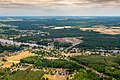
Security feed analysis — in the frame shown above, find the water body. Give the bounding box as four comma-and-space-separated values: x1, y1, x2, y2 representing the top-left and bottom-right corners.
0, 39, 40, 47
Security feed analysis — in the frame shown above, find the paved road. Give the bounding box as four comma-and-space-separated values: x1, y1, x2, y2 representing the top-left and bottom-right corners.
63, 40, 83, 52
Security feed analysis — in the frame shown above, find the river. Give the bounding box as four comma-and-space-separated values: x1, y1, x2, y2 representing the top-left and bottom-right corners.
0, 39, 41, 47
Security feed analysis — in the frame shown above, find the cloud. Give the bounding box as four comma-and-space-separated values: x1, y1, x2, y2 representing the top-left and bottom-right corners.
0, 0, 119, 8
0, 0, 120, 16
87, 0, 119, 3
87, 0, 120, 6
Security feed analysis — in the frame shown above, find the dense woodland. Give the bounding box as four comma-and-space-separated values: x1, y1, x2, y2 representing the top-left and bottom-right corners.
20, 56, 83, 72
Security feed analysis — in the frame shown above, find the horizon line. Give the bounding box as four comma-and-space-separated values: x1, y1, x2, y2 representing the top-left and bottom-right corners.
0, 15, 120, 17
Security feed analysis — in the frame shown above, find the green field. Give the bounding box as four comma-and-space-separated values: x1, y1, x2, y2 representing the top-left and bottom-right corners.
70, 55, 120, 80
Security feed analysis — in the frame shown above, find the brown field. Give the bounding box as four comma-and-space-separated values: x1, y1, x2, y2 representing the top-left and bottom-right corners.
1, 51, 37, 67
43, 74, 66, 80
7, 51, 37, 61
80, 27, 120, 35
2, 62, 13, 68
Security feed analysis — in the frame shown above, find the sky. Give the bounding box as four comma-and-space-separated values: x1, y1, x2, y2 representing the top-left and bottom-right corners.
0, 0, 120, 16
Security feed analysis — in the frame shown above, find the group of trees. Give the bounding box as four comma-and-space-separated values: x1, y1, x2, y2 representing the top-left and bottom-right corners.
15, 36, 50, 46
0, 43, 21, 53
15, 36, 42, 43
37, 40, 51, 46
54, 42, 72, 48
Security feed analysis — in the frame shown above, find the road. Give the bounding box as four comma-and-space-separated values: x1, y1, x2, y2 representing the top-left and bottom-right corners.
64, 40, 83, 52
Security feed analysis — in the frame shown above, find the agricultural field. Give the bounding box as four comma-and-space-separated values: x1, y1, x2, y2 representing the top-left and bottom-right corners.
6, 51, 37, 62
1, 51, 37, 68
80, 26, 120, 35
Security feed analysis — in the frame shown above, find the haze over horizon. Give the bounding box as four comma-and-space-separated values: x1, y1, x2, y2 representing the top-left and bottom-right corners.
0, 0, 120, 16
